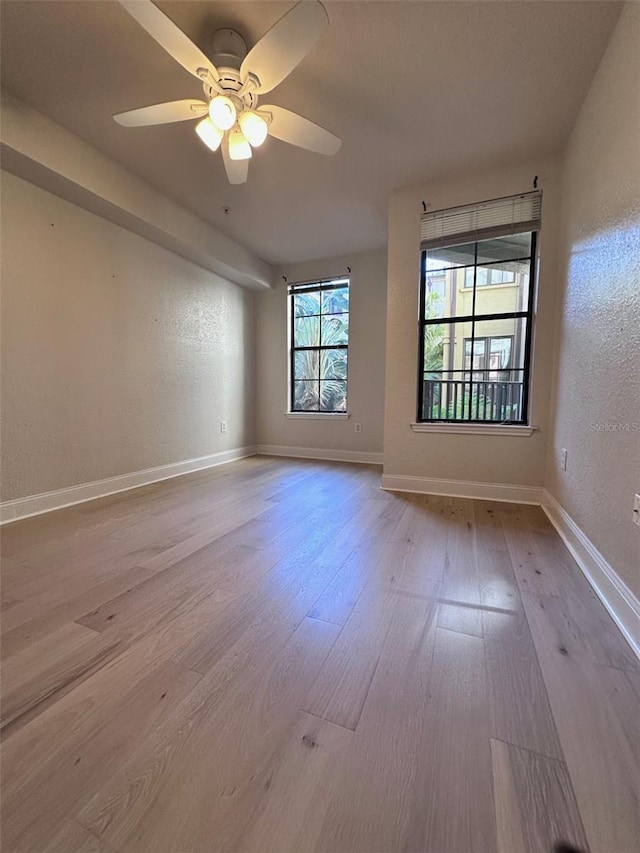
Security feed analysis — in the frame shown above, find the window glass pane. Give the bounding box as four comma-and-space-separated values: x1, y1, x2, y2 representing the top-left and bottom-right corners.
464, 338, 486, 377
423, 320, 470, 379
321, 348, 348, 380
294, 292, 320, 317
489, 337, 512, 373
421, 370, 474, 421
424, 268, 461, 320
294, 350, 318, 381
294, 315, 319, 347
322, 287, 349, 314
474, 261, 530, 315
293, 380, 319, 411
321, 313, 348, 345
320, 380, 347, 412
475, 232, 531, 264
473, 317, 527, 374
426, 242, 475, 271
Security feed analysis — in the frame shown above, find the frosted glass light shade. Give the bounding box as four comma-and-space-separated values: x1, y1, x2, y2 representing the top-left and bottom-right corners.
209, 96, 236, 131
239, 111, 268, 147
228, 130, 252, 160
195, 117, 223, 152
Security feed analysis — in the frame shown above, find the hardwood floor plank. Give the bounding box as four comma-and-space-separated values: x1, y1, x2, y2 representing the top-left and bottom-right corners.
598, 664, 640, 770
531, 585, 639, 673
441, 498, 484, 607
404, 627, 496, 853
437, 600, 484, 637
390, 493, 450, 581
477, 545, 523, 612
226, 711, 354, 853
307, 530, 403, 626
472, 500, 509, 552
1, 588, 238, 797
42, 820, 105, 853
75, 548, 244, 634
302, 585, 400, 730
314, 592, 439, 853
1, 563, 157, 659
76, 618, 340, 852
3, 582, 236, 737
1, 622, 105, 736
491, 738, 589, 853
483, 609, 563, 760
523, 592, 640, 852
2, 659, 202, 852
500, 504, 587, 599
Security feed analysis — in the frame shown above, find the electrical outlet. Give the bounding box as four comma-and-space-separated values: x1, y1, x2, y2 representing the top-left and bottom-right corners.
354, 422, 362, 433
634, 494, 640, 527
220, 421, 227, 434
560, 448, 568, 471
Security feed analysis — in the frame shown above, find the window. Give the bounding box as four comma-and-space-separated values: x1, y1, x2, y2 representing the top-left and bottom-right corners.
289, 278, 349, 413
464, 266, 516, 287
464, 336, 513, 381
418, 192, 540, 424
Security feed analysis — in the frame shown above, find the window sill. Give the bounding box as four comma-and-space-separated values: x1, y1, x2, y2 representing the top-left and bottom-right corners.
410, 423, 536, 436
286, 412, 350, 420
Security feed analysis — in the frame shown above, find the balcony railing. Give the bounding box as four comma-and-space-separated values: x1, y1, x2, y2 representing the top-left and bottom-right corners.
423, 378, 524, 422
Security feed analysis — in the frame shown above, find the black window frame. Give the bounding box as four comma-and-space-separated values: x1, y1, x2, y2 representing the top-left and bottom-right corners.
417, 230, 537, 425
288, 277, 350, 414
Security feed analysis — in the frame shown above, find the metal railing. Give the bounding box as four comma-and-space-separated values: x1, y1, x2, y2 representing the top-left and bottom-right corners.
423, 378, 524, 422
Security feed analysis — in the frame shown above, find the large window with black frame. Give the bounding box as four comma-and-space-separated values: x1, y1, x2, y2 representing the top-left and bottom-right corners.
289, 277, 349, 413
418, 192, 541, 424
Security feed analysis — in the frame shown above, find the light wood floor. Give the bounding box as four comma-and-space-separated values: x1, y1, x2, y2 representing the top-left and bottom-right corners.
1, 456, 638, 853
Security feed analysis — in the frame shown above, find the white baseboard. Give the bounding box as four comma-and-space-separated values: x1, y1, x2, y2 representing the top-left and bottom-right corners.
541, 490, 640, 660
0, 446, 257, 525
256, 444, 383, 466
380, 473, 543, 505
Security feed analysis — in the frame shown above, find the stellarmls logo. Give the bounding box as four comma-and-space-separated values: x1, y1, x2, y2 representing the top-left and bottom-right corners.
589, 422, 638, 432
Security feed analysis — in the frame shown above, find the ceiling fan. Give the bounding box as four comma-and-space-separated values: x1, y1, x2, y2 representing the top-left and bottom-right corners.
113, 0, 341, 184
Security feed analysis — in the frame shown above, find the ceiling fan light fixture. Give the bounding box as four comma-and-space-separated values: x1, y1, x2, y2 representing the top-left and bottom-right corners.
209, 95, 236, 131
228, 129, 252, 161
239, 111, 268, 147
195, 117, 224, 152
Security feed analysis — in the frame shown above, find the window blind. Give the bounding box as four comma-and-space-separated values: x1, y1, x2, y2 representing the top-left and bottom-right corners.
421, 191, 542, 249
288, 277, 349, 295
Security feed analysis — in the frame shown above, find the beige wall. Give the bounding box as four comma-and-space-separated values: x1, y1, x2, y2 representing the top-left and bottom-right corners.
0, 171, 256, 501
384, 156, 561, 485
256, 249, 387, 456
546, 2, 640, 594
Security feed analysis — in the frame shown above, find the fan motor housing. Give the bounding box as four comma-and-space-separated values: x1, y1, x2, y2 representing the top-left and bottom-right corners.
206, 29, 257, 109
211, 29, 247, 69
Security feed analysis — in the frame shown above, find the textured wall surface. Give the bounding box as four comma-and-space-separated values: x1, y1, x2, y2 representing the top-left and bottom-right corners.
256, 249, 387, 454
384, 156, 562, 486
546, 2, 640, 593
1, 171, 256, 501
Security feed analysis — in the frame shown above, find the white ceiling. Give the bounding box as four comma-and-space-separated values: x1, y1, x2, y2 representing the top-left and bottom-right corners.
0, 1, 621, 265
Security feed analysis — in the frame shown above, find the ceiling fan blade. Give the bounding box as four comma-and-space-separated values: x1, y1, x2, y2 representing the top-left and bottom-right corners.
262, 105, 341, 155
221, 137, 249, 185
118, 0, 217, 80
114, 99, 208, 127
241, 0, 328, 95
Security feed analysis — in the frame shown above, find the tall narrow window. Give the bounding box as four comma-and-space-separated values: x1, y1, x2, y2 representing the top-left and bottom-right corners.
289, 278, 349, 413
418, 192, 541, 424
